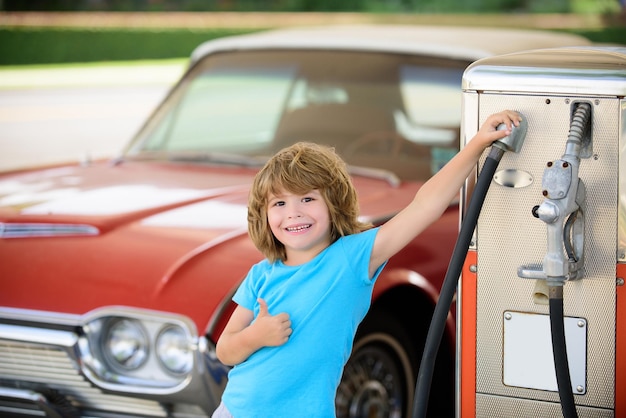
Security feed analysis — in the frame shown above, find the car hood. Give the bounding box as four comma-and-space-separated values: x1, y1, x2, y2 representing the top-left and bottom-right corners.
0, 162, 252, 226
0, 160, 417, 330
0, 161, 259, 324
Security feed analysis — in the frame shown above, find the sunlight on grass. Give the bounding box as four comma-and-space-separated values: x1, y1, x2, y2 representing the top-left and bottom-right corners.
571, 0, 621, 13
0, 58, 187, 89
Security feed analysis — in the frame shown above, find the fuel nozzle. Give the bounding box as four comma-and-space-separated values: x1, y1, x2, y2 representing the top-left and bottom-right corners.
518, 102, 592, 284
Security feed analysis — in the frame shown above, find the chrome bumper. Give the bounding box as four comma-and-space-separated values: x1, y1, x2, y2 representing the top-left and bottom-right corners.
0, 309, 227, 418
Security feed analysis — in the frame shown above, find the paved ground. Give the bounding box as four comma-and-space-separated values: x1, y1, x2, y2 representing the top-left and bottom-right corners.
0, 11, 613, 30
0, 61, 185, 172
0, 59, 186, 89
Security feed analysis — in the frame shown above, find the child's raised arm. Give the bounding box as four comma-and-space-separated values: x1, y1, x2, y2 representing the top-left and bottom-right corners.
368, 110, 522, 277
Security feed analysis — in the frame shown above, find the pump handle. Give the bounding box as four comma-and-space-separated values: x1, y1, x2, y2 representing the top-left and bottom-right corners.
493, 113, 528, 153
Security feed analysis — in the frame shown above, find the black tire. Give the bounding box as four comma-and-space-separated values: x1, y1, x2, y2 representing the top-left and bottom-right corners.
336, 312, 416, 418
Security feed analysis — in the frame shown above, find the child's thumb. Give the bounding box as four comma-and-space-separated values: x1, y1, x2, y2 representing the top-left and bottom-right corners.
257, 298, 269, 316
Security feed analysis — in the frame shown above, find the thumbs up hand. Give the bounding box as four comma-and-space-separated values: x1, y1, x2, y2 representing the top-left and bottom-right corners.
255, 298, 292, 346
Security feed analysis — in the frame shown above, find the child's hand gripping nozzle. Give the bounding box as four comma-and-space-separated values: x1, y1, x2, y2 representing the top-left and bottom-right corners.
489, 112, 528, 160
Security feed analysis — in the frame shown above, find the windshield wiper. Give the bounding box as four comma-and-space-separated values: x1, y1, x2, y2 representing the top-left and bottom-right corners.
122, 151, 267, 168
169, 152, 268, 167
123, 152, 399, 185
347, 165, 401, 188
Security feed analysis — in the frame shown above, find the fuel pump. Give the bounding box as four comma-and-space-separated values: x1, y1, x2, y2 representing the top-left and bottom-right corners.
456, 46, 626, 418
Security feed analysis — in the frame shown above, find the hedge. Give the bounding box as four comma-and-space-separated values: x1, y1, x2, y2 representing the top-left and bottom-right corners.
0, 25, 624, 66
0, 27, 264, 65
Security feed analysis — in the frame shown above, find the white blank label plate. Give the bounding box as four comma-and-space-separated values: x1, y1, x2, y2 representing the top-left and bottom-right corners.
503, 311, 587, 393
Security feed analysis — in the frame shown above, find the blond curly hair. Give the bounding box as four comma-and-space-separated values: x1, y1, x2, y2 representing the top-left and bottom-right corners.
248, 142, 372, 263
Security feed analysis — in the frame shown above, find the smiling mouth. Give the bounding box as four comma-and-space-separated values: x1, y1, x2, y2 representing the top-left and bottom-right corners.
286, 224, 311, 232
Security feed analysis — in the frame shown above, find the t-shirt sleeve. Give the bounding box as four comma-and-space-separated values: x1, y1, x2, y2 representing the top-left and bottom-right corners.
232, 263, 261, 311
340, 227, 386, 285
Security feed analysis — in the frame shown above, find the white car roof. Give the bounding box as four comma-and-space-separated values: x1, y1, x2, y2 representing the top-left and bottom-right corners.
190, 24, 593, 64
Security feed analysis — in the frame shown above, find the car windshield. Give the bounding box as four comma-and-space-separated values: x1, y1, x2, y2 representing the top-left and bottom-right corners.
126, 49, 466, 182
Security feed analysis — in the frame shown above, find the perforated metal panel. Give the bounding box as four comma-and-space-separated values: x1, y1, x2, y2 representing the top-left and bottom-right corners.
472, 93, 618, 416
476, 394, 614, 418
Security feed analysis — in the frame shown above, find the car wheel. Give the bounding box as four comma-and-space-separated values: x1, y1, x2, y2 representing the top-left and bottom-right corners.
336, 314, 416, 418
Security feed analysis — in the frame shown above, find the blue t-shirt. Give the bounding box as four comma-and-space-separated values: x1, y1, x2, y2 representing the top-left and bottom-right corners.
222, 227, 385, 418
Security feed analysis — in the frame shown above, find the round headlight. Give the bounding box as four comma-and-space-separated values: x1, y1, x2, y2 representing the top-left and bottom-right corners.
156, 325, 193, 375
104, 319, 149, 371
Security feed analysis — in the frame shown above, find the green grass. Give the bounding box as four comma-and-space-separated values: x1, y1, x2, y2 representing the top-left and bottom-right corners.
571, 0, 621, 13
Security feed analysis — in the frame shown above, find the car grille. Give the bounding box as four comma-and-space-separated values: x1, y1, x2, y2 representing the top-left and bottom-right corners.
0, 338, 170, 417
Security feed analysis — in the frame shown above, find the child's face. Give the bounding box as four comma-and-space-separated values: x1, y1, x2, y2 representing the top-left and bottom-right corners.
266, 189, 331, 265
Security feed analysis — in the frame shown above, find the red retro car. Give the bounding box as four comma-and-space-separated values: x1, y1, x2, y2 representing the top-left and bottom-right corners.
0, 25, 590, 418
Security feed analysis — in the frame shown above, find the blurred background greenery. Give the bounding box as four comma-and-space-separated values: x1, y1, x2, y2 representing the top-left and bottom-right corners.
0, 0, 624, 65
1, 0, 623, 13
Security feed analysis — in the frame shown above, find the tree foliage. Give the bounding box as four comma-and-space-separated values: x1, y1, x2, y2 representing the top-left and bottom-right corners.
0, 0, 588, 13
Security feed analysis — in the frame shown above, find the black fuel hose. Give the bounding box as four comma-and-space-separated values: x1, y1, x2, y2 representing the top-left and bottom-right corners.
412, 145, 505, 418
549, 285, 578, 418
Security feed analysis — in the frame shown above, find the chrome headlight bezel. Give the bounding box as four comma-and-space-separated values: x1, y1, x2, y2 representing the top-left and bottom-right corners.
81, 307, 198, 393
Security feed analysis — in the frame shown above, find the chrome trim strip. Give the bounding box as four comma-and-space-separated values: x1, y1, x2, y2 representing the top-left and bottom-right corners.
617, 99, 626, 263
0, 222, 99, 238
0, 387, 47, 403
0, 307, 83, 326
457, 90, 479, 418
0, 324, 77, 347
0, 387, 65, 418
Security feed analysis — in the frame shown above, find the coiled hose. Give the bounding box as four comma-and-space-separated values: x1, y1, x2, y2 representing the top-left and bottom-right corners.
412, 145, 505, 418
